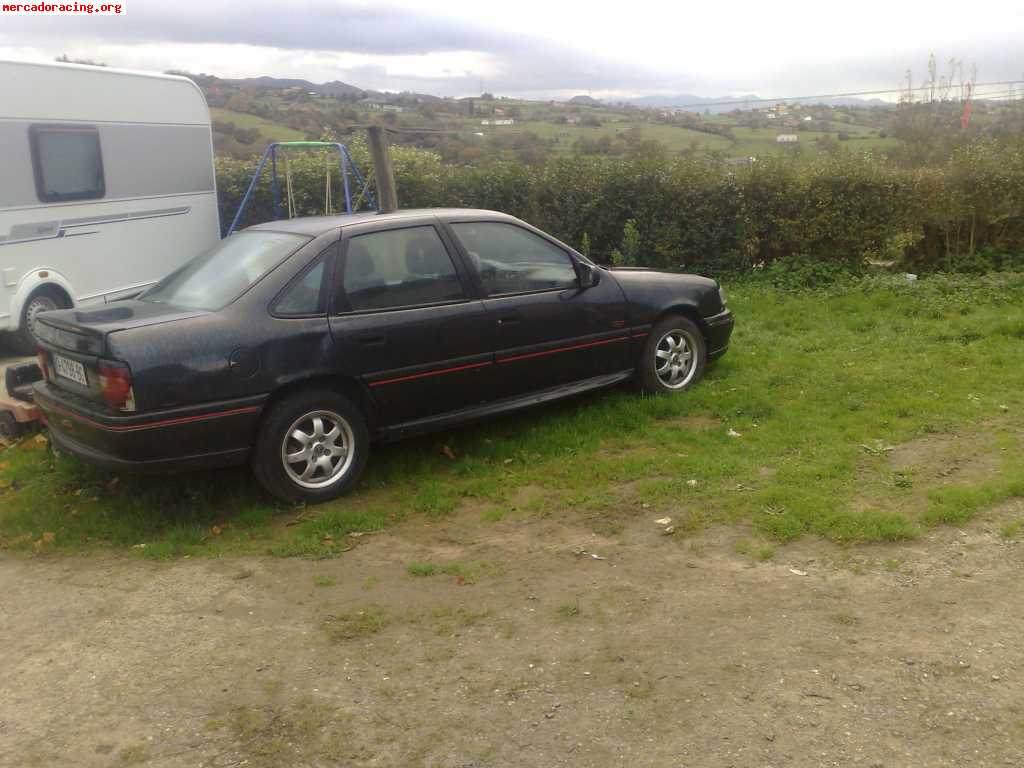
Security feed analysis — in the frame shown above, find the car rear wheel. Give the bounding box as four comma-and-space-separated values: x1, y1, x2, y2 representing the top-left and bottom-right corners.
638, 315, 706, 394
252, 388, 369, 503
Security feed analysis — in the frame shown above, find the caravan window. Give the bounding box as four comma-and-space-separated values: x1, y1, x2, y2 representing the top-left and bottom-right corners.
30, 125, 105, 203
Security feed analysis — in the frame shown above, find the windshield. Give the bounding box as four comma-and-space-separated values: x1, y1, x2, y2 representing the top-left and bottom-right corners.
140, 231, 310, 311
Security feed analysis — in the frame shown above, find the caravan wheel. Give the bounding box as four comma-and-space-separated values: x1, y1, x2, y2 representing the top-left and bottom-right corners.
11, 291, 64, 355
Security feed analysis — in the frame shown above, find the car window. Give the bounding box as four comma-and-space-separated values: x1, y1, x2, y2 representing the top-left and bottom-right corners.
338, 226, 464, 312
140, 231, 309, 311
275, 259, 326, 315
450, 222, 577, 296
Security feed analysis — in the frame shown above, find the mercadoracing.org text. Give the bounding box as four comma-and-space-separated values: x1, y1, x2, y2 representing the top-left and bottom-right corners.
2, 2, 124, 14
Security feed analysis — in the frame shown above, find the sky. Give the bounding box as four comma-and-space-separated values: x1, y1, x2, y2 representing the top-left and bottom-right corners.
1, 0, 1022, 101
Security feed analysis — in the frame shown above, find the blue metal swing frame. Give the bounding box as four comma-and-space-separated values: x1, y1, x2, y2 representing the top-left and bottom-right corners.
226, 141, 376, 236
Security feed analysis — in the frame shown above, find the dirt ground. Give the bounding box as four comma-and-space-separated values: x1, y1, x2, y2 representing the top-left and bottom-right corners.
2, 492, 1022, 768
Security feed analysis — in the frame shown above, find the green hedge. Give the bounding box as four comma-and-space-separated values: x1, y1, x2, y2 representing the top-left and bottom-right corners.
215, 138, 1024, 276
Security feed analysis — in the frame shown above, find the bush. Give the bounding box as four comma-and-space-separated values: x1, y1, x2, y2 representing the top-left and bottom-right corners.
214, 137, 1024, 276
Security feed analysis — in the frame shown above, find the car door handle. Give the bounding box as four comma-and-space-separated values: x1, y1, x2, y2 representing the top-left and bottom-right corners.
497, 315, 521, 326
358, 334, 387, 347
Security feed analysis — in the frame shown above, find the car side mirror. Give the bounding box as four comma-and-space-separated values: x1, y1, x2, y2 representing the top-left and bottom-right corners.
577, 261, 600, 290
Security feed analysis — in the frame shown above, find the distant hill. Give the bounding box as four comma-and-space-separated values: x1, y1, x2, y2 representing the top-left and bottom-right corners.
625, 92, 893, 112
569, 95, 603, 106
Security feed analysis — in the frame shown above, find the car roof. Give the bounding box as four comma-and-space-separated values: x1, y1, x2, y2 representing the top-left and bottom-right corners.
245, 208, 518, 237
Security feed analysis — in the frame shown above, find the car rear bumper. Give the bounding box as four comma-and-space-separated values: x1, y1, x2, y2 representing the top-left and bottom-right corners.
704, 309, 734, 360
33, 382, 266, 473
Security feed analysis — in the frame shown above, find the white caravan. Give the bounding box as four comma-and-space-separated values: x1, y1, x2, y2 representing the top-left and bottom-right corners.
0, 60, 220, 353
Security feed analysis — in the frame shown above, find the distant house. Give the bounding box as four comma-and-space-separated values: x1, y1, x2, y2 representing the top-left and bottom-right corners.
803, 115, 813, 122
776, 134, 798, 143
565, 115, 580, 126
359, 99, 402, 113
493, 107, 506, 116
481, 118, 515, 126
766, 112, 778, 120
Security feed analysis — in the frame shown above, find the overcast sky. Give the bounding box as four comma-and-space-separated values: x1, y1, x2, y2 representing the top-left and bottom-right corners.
1, 0, 1021, 100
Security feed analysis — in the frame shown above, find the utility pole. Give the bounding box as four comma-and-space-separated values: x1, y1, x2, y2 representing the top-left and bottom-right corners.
366, 125, 398, 214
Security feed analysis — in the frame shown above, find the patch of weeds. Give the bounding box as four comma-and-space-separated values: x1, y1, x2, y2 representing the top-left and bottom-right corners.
755, 545, 775, 561
413, 480, 459, 519
430, 606, 493, 636
209, 693, 347, 767
313, 574, 336, 588
883, 558, 902, 572
592, 518, 625, 538
734, 539, 752, 555
892, 471, 914, 489
557, 599, 581, 619
999, 520, 1021, 540
831, 611, 861, 627
480, 506, 505, 523
261, 679, 283, 698
405, 559, 503, 584
119, 744, 149, 764
625, 679, 655, 700
322, 606, 388, 642
922, 472, 1024, 528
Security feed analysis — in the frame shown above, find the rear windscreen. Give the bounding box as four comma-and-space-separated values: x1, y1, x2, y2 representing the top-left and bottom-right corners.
139, 231, 310, 311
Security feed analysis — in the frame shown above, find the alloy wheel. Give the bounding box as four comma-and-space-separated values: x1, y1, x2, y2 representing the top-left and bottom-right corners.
654, 328, 698, 390
280, 409, 355, 489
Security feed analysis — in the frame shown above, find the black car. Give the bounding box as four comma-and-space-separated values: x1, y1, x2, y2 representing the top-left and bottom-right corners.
33, 209, 733, 503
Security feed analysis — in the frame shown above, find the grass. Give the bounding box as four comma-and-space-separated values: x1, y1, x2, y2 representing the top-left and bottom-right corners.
557, 600, 581, 619
210, 108, 307, 142
3, 272, 1024, 557
405, 559, 503, 584
322, 606, 388, 642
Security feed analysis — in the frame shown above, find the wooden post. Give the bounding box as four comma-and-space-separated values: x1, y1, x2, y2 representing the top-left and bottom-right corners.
366, 126, 398, 213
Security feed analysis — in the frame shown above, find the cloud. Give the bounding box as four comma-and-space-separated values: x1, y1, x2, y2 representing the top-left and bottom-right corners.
1, 0, 1020, 99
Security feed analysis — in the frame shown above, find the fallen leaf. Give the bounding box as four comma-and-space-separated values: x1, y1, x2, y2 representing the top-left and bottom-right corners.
662, 526, 675, 535
441, 444, 457, 460
789, 568, 808, 576
211, 525, 222, 537
727, 429, 742, 438
654, 517, 672, 525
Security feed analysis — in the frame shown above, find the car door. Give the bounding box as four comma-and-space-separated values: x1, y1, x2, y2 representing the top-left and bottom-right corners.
328, 220, 493, 428
446, 219, 630, 400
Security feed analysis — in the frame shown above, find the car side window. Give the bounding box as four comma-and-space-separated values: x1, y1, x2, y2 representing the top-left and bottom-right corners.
275, 259, 326, 315
450, 222, 578, 296
337, 226, 465, 313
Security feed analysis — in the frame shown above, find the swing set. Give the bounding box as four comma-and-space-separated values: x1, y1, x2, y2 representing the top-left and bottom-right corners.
225, 141, 377, 236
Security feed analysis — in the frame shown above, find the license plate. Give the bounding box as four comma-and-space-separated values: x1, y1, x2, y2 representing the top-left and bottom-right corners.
53, 355, 88, 387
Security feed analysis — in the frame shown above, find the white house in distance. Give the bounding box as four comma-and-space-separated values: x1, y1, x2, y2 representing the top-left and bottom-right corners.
776, 134, 799, 143
481, 118, 515, 126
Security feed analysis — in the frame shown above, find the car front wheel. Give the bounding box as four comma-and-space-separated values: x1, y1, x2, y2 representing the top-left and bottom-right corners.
638, 315, 707, 394
252, 388, 369, 503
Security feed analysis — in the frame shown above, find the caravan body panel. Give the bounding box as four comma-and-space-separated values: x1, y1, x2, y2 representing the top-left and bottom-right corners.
0, 60, 220, 337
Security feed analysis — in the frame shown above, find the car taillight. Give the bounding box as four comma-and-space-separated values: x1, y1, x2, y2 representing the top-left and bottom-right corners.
36, 347, 50, 381
98, 360, 136, 412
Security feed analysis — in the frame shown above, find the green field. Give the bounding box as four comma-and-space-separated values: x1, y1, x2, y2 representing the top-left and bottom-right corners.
3, 272, 1023, 559
210, 107, 307, 142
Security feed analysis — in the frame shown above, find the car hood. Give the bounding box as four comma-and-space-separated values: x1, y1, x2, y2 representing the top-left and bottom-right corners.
608, 267, 718, 291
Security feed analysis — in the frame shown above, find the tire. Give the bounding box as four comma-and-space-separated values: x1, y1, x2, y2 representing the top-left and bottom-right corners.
637, 315, 707, 394
10, 290, 63, 355
251, 388, 370, 504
